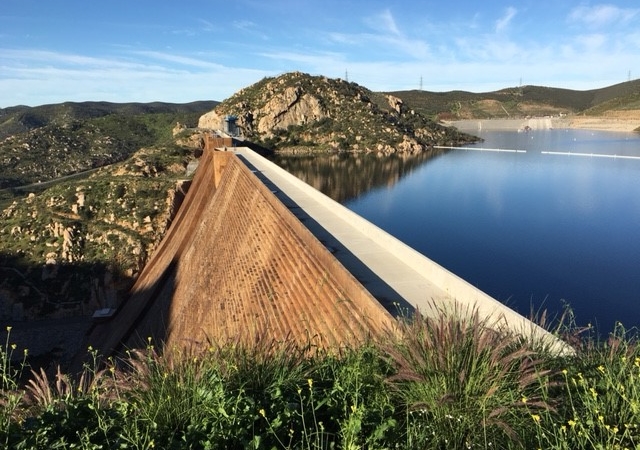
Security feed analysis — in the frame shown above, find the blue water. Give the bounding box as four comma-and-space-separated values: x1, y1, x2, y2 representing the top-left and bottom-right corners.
344, 129, 640, 332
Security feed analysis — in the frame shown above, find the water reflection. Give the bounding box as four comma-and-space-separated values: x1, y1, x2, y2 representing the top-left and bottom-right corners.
270, 150, 445, 203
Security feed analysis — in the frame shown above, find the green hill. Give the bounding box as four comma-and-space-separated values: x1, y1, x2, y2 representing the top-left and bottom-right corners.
388, 79, 640, 120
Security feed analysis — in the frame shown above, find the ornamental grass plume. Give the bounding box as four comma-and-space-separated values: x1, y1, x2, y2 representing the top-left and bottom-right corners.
384, 305, 554, 449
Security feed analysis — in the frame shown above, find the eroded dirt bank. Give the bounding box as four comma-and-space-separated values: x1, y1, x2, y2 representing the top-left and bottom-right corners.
450, 111, 640, 133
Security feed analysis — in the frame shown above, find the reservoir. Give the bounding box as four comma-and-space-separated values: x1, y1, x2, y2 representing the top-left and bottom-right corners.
274, 128, 640, 333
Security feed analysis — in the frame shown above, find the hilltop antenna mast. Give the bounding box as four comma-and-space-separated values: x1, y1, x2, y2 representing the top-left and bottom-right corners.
345, 69, 349, 82
420, 76, 423, 91
629, 70, 632, 82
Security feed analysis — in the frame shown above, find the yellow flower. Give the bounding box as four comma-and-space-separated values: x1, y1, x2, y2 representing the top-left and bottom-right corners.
10, 344, 16, 350
598, 415, 604, 422
521, 396, 528, 404
307, 378, 313, 388
259, 408, 266, 418
597, 365, 605, 374
531, 414, 541, 423
6, 326, 11, 332
562, 369, 568, 375
568, 419, 577, 427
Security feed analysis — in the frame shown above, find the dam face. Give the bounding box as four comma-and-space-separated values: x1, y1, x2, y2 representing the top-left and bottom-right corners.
81, 146, 569, 360
84, 149, 394, 358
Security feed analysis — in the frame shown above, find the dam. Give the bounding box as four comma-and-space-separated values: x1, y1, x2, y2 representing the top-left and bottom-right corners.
81, 143, 567, 360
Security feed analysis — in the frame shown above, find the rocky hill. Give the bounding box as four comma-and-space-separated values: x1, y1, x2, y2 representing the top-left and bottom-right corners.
0, 102, 213, 324
198, 72, 477, 153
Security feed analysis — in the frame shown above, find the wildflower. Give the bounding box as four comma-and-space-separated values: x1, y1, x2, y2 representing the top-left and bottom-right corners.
568, 419, 577, 427
23, 348, 28, 356
598, 415, 604, 422
350, 404, 357, 413
589, 387, 598, 398
521, 396, 528, 404
597, 365, 605, 374
562, 369, 568, 375
531, 414, 541, 423
5, 326, 11, 332
10, 344, 16, 350
259, 408, 266, 418
307, 378, 313, 388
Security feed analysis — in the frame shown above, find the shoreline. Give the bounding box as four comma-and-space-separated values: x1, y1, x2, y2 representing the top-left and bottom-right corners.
449, 116, 640, 133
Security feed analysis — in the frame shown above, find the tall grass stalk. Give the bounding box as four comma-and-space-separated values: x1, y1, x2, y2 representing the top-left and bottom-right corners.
385, 307, 553, 449
0, 326, 27, 446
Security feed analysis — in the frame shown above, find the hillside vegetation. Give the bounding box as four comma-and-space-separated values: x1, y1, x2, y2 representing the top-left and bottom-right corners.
198, 72, 477, 153
0, 101, 217, 189
389, 79, 640, 120
0, 105, 212, 323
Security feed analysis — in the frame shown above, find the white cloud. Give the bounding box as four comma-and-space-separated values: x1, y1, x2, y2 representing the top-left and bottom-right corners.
0, 48, 269, 107
330, 10, 430, 60
568, 4, 639, 28
132, 51, 227, 70
495, 7, 517, 33
371, 9, 401, 36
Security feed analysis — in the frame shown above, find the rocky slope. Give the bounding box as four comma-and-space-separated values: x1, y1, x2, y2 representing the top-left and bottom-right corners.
199, 72, 476, 153
0, 128, 202, 322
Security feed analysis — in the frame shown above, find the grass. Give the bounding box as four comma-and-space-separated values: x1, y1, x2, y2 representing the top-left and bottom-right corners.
1, 312, 640, 449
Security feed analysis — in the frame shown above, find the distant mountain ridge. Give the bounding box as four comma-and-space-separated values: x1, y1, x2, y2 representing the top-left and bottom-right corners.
0, 101, 218, 141
387, 79, 640, 120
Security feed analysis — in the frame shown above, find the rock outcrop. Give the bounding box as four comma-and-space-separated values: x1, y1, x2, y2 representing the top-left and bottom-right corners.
198, 71, 476, 153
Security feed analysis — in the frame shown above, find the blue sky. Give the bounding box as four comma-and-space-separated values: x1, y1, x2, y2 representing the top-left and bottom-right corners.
1, 1, 640, 107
